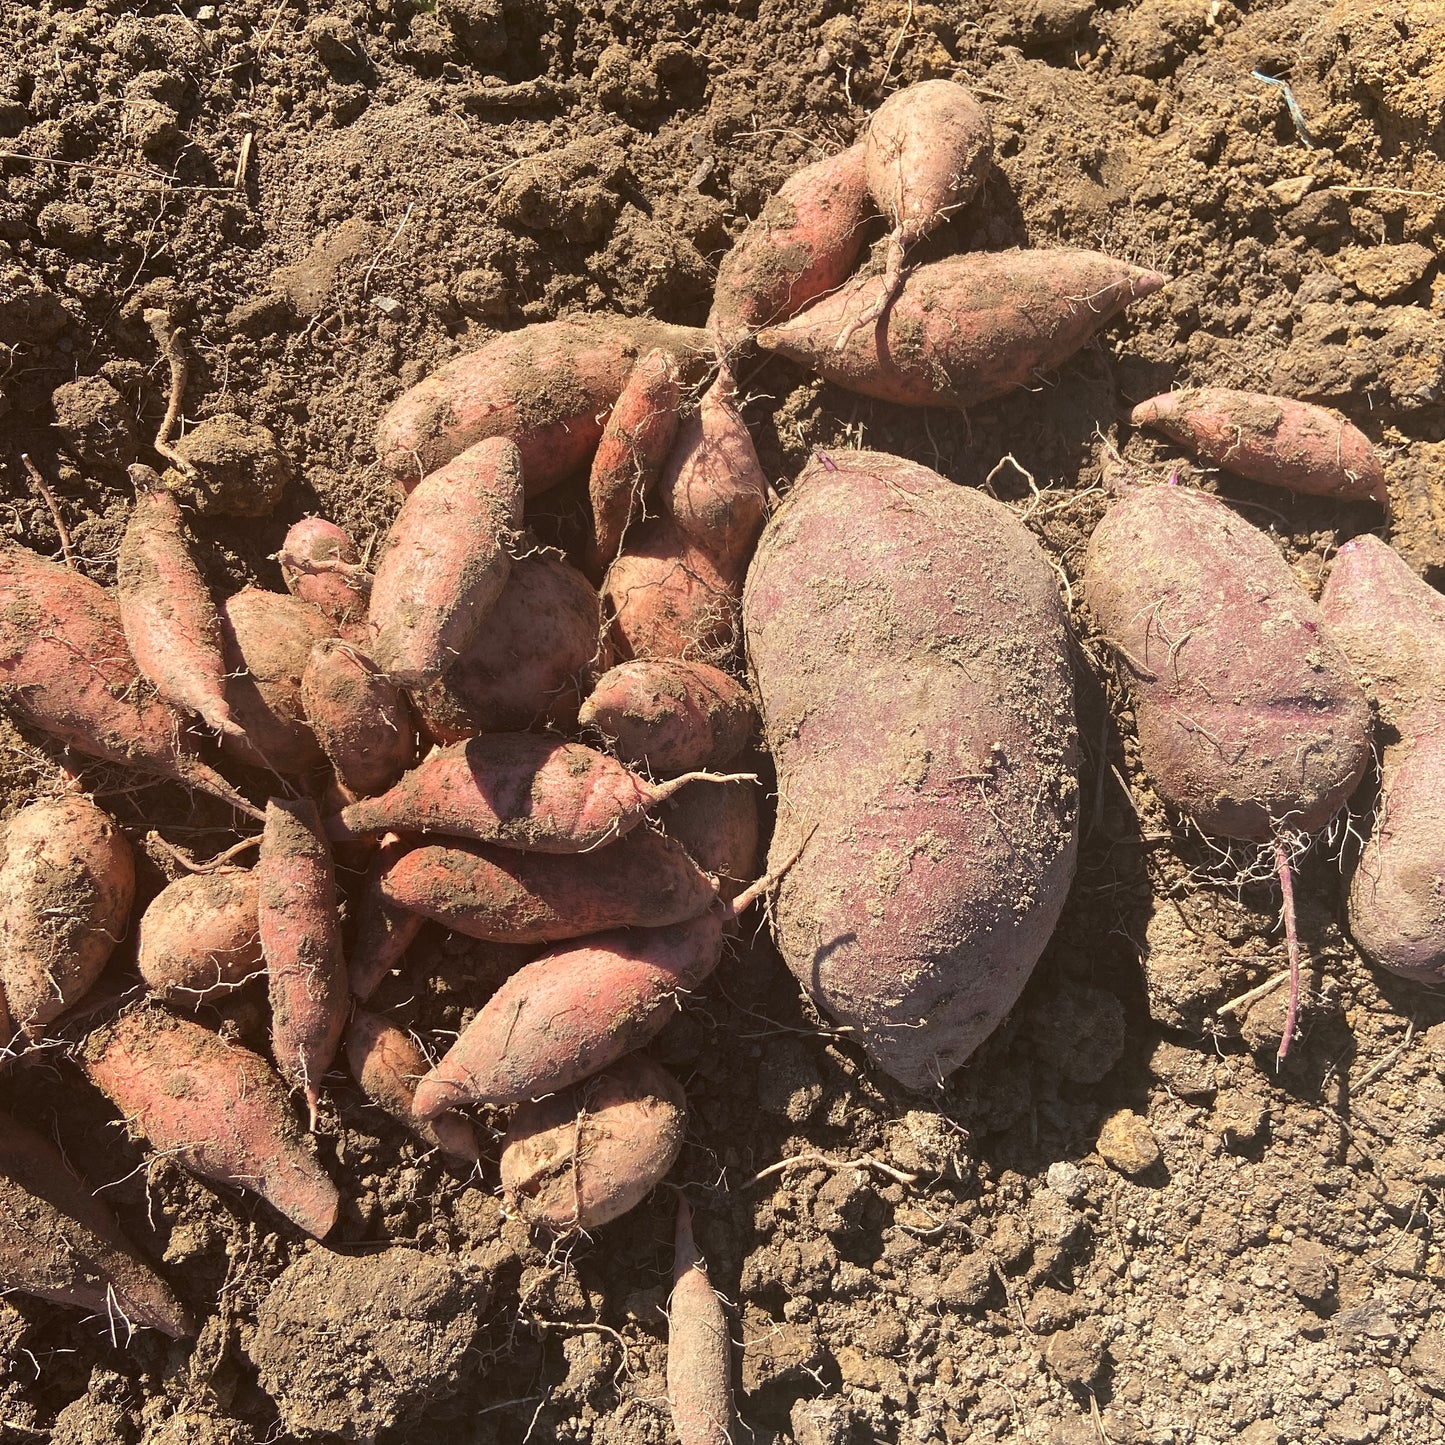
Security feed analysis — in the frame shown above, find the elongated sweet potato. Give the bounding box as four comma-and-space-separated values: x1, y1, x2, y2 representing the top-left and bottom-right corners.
668, 1195, 733, 1445
1131, 388, 1386, 504
0, 1109, 193, 1337
348, 835, 424, 1000
380, 825, 717, 944
708, 143, 873, 360
0, 794, 134, 1037
117, 470, 243, 739
137, 868, 263, 1005
0, 544, 261, 818
259, 799, 348, 1128
409, 548, 606, 744
499, 1054, 687, 1232
277, 517, 370, 627
346, 1009, 480, 1165
589, 349, 682, 578
757, 249, 1166, 408
376, 316, 710, 494
302, 639, 416, 800
579, 658, 756, 775
84, 1008, 339, 1238
660, 780, 761, 906
744, 450, 1079, 1088
367, 437, 524, 687
1320, 534, 1445, 981
219, 587, 334, 774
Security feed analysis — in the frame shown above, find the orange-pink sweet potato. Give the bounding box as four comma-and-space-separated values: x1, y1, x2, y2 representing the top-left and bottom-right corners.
380, 825, 717, 944
84, 1007, 339, 1238
259, 798, 349, 1128
136, 868, 262, 1005
348, 834, 424, 1000
0, 794, 134, 1038
277, 517, 370, 628
376, 316, 710, 495
367, 437, 523, 688
660, 780, 761, 907
301, 639, 416, 800
499, 1054, 687, 1232
1131, 387, 1386, 504
668, 1195, 733, 1445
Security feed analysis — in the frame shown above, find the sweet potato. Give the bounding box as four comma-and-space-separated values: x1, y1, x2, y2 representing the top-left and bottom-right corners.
117, 470, 243, 739
0, 544, 261, 818
589, 348, 682, 577
668, 1195, 733, 1445
345, 1009, 480, 1166
409, 548, 605, 744
348, 835, 425, 1000
579, 658, 756, 775
301, 639, 416, 800
660, 780, 761, 906
329, 733, 748, 851
603, 519, 738, 664
757, 249, 1166, 408
376, 316, 710, 494
84, 1007, 339, 1238
744, 450, 1079, 1088
136, 867, 262, 1005
380, 825, 717, 944
708, 143, 873, 361
259, 799, 349, 1127
1320, 534, 1445, 981
0, 794, 134, 1037
1131, 388, 1386, 504
219, 587, 334, 774
367, 437, 524, 687
499, 1054, 687, 1232
277, 517, 370, 627
0, 1108, 193, 1337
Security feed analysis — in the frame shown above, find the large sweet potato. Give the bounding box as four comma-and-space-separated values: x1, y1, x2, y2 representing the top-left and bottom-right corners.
743, 450, 1079, 1088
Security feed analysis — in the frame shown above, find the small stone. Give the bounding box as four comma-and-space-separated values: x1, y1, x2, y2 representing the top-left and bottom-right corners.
1096, 1110, 1161, 1177
937, 1253, 994, 1311
195, 6, 218, 21
1407, 1330, 1445, 1395
1333, 243, 1433, 302
371, 295, 404, 318
1268, 176, 1313, 207
1046, 1160, 1087, 1203
1283, 1239, 1337, 1305
1237, 1424, 1283, 1445
791, 1397, 853, 1445
1334, 1300, 1396, 1343
1043, 1320, 1106, 1388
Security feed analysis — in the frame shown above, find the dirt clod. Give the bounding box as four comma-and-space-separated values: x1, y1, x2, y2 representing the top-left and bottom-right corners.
1096, 1110, 1161, 1176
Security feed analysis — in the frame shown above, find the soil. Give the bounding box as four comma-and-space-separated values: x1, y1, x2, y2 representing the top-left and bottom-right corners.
1, 1, 1444, 1443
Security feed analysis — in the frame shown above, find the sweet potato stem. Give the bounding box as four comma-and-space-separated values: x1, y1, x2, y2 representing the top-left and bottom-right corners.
1274, 834, 1301, 1068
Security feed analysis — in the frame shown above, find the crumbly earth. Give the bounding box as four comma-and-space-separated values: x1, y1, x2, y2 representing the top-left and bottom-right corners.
0, 1, 1443, 1443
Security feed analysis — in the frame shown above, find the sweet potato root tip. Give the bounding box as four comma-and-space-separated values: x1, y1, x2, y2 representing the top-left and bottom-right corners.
668, 1194, 734, 1445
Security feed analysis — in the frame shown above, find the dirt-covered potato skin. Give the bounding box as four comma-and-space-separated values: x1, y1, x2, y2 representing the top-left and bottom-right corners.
743, 449, 1079, 1090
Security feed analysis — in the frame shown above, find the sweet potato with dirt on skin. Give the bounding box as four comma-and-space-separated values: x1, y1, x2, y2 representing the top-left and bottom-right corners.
660, 780, 761, 907
579, 658, 756, 775
1131, 388, 1387, 504
348, 834, 424, 1000
259, 798, 349, 1128
277, 517, 370, 627
137, 867, 262, 1005
757, 249, 1166, 409
0, 794, 134, 1038
1320, 534, 1445, 981
589, 348, 683, 578
0, 1108, 193, 1337
345, 1009, 480, 1166
668, 1195, 733, 1445
500, 1054, 687, 1232
84, 1007, 340, 1238
219, 587, 334, 775
367, 436, 523, 688
744, 450, 1079, 1089
409, 548, 606, 744
376, 316, 710, 494
0, 544, 261, 818
117, 467, 243, 740
380, 825, 718, 944
302, 639, 416, 800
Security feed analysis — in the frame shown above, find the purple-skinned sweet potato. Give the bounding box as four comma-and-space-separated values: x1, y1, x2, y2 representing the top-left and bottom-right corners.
659, 780, 761, 906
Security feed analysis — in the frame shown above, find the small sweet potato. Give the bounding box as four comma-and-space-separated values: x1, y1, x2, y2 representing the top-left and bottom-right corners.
409, 548, 605, 744
660, 780, 761, 907
499, 1054, 687, 1232
589, 349, 683, 578
579, 658, 756, 775
0, 1109, 193, 1337
757, 249, 1166, 408
84, 1007, 339, 1239
117, 470, 243, 739
1131, 388, 1386, 504
136, 867, 262, 1005
380, 825, 717, 944
301, 639, 416, 800
348, 835, 424, 1000
367, 437, 524, 688
668, 1195, 733, 1445
277, 517, 370, 627
345, 1009, 480, 1166
376, 316, 710, 494
0, 794, 134, 1038
259, 799, 349, 1128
